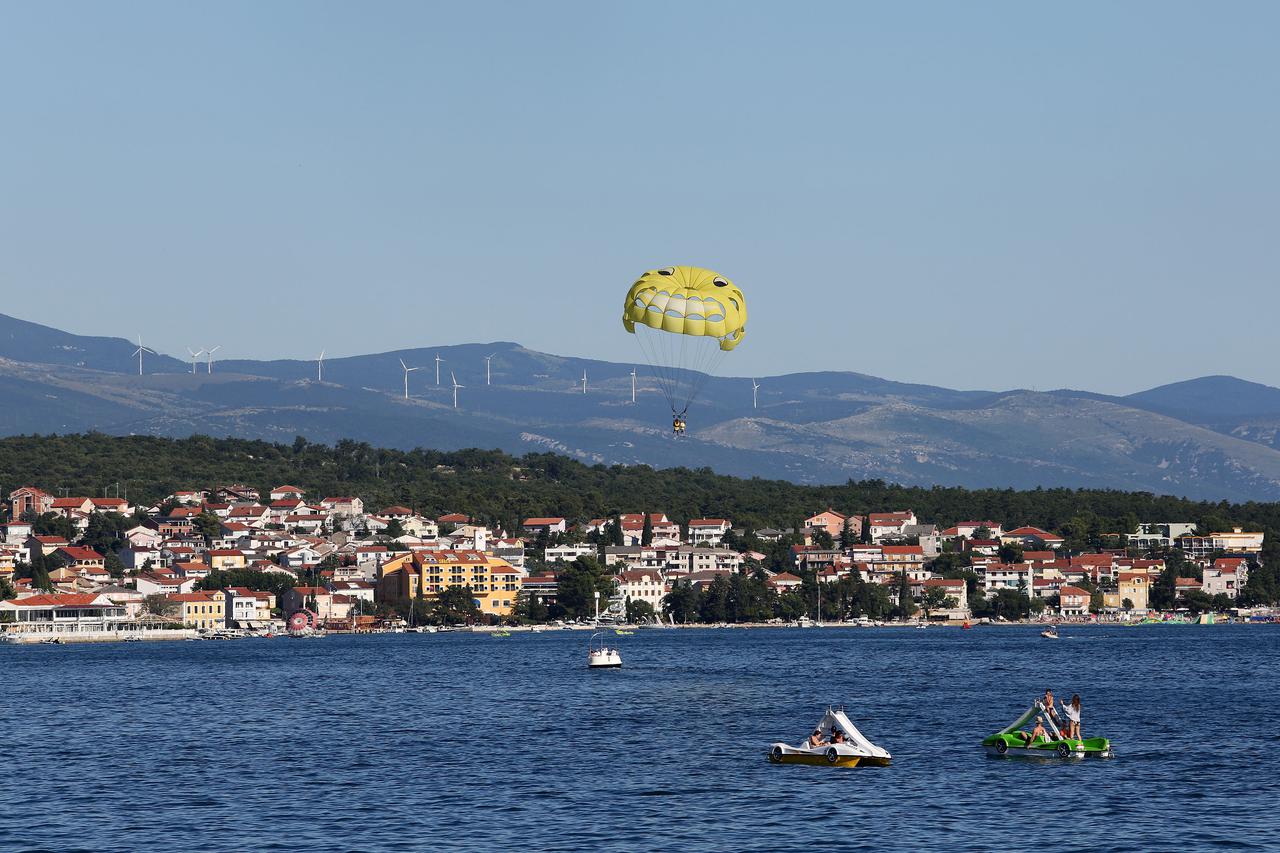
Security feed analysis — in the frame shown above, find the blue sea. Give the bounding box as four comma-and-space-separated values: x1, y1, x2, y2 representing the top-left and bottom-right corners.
3, 624, 1278, 852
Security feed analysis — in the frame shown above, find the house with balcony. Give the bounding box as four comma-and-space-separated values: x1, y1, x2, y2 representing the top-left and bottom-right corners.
687, 519, 732, 546
1059, 585, 1090, 617
868, 511, 917, 542
1203, 558, 1248, 599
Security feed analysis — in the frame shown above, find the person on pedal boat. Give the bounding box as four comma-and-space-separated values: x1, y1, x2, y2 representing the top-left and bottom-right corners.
807, 728, 828, 748
1021, 716, 1050, 745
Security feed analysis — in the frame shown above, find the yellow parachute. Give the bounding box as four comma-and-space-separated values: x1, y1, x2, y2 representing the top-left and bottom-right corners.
622, 265, 746, 419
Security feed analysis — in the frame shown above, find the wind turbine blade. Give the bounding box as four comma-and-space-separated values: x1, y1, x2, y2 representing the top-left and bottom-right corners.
208, 346, 221, 354
399, 358, 407, 370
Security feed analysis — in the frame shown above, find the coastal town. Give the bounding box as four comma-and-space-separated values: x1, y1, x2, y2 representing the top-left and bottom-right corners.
0, 483, 1270, 641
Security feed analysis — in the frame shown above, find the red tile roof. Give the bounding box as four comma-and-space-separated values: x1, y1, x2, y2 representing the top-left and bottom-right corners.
57, 546, 104, 562
4, 593, 104, 607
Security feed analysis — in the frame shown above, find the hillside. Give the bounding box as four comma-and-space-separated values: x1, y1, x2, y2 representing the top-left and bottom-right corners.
3, 433, 1279, 545
5, 312, 1280, 501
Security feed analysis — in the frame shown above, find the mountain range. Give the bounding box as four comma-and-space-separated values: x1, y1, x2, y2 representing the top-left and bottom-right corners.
1, 312, 1278, 501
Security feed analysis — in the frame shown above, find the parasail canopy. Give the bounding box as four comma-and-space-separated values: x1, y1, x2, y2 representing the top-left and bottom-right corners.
622, 265, 747, 417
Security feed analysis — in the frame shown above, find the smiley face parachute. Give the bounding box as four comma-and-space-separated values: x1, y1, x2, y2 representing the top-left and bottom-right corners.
622, 265, 746, 424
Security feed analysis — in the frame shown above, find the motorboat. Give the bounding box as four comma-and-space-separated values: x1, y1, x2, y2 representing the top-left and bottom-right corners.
492, 630, 511, 638
767, 706, 892, 768
1041, 626, 1059, 639
587, 632, 622, 668
615, 629, 634, 636
982, 700, 1111, 758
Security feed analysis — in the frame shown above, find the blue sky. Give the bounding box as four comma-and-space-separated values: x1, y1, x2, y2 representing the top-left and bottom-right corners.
2, 1, 1276, 394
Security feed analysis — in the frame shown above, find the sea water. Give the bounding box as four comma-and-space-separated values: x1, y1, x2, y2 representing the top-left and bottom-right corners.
2, 625, 1277, 852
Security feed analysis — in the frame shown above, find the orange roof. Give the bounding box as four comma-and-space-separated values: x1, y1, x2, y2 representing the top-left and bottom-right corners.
165, 592, 221, 602
523, 517, 565, 526
3, 593, 104, 607
57, 546, 104, 561
689, 518, 729, 527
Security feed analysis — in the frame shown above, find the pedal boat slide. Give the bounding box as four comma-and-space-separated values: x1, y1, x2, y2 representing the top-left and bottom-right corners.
768, 706, 892, 768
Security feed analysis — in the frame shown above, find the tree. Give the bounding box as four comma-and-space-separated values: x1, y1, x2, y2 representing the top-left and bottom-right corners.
663, 581, 699, 624
554, 557, 613, 620
1122, 597, 1135, 611
625, 598, 656, 624
997, 542, 1023, 565
838, 516, 856, 549
699, 575, 730, 623
607, 514, 624, 547
432, 585, 482, 624
104, 551, 125, 580
193, 511, 222, 542
811, 528, 834, 549
32, 512, 76, 541
894, 571, 916, 621
921, 586, 956, 619
29, 562, 53, 592
1150, 564, 1178, 611
143, 593, 176, 617
0, 576, 16, 602
972, 525, 992, 541
383, 518, 406, 539
641, 513, 653, 546
513, 594, 549, 623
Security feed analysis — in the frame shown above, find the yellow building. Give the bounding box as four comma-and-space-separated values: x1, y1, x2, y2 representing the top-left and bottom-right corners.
1104, 572, 1149, 613
208, 550, 248, 571
378, 550, 522, 617
165, 590, 226, 629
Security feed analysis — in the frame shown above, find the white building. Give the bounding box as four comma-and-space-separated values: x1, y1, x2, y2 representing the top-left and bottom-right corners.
687, 519, 731, 546
545, 543, 597, 564
616, 569, 666, 612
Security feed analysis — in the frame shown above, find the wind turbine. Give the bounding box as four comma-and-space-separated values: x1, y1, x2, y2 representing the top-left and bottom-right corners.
581, 370, 587, 395
186, 347, 204, 374
205, 345, 220, 373
316, 349, 325, 382
451, 371, 464, 408
484, 354, 496, 386
435, 353, 445, 385
399, 358, 420, 399
630, 368, 637, 403
752, 378, 760, 409
132, 336, 155, 376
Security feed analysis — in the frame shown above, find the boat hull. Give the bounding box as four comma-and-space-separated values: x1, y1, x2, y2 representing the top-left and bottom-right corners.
767, 740, 892, 768
982, 734, 1111, 759
771, 753, 891, 768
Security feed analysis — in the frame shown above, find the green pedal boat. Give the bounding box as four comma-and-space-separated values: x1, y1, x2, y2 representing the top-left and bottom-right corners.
983, 700, 1112, 759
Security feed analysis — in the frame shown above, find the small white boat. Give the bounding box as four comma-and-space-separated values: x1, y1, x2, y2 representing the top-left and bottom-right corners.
1041, 626, 1059, 639
587, 632, 622, 668
768, 706, 892, 768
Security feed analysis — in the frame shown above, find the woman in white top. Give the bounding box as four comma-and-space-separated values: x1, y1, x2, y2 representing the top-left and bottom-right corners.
1061, 694, 1082, 741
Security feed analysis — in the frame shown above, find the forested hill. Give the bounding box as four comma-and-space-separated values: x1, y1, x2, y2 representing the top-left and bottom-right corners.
2, 434, 1279, 556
